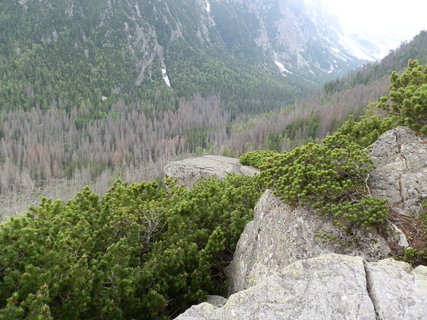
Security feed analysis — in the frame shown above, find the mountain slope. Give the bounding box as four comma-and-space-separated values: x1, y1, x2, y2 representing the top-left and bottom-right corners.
324, 31, 427, 94
231, 0, 367, 79
0, 0, 366, 114
218, 31, 427, 155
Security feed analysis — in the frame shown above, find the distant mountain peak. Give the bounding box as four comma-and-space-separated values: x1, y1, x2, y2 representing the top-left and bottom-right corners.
1, 0, 374, 112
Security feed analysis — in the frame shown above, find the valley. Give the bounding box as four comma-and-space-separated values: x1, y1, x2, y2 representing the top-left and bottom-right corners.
1, 1, 427, 319
0, 0, 372, 217
1, 28, 426, 218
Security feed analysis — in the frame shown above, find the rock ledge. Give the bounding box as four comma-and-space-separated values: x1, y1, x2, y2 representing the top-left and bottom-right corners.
164, 155, 259, 187
176, 254, 427, 320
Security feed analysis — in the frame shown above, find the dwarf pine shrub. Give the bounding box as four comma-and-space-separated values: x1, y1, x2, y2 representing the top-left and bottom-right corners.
0, 175, 263, 319
260, 141, 388, 227
324, 114, 399, 149
239, 150, 280, 168
378, 60, 427, 134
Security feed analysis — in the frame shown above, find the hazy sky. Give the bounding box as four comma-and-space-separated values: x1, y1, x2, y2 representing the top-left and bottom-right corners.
319, 0, 427, 43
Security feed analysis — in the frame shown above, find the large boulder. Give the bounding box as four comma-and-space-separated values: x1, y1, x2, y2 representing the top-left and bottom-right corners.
172, 127, 427, 319
164, 155, 259, 187
226, 189, 391, 293
366, 258, 427, 320
175, 254, 427, 320
369, 126, 427, 216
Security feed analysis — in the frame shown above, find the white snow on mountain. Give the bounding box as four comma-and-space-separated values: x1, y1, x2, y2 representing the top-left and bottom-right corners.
161, 68, 171, 87
304, 0, 412, 62
274, 60, 294, 75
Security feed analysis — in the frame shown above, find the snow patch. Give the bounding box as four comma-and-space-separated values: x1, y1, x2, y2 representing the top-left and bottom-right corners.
274, 60, 293, 75
331, 50, 350, 63
101, 96, 108, 101
162, 68, 171, 87
135, 4, 142, 18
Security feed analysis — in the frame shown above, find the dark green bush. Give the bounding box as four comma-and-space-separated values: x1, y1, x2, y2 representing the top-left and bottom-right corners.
239, 150, 280, 168
324, 114, 399, 149
378, 60, 427, 134
400, 200, 427, 267
261, 142, 388, 227
0, 175, 263, 319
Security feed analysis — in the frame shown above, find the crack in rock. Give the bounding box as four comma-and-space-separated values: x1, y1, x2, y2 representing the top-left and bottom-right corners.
363, 260, 380, 320
395, 131, 409, 170
398, 174, 405, 205
369, 127, 427, 215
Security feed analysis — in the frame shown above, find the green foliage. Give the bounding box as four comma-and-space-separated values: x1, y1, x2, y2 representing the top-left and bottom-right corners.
378, 60, 427, 134
263, 132, 282, 151
402, 245, 427, 267
0, 175, 263, 319
261, 142, 388, 227
322, 31, 427, 94
324, 114, 399, 149
314, 232, 339, 243
239, 150, 280, 168
283, 114, 320, 141
323, 79, 340, 95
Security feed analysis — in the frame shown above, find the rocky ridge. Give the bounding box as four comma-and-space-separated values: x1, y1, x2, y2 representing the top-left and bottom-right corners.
5, 0, 369, 112
164, 155, 259, 187
369, 126, 427, 216
167, 127, 427, 320
226, 189, 391, 294
176, 254, 427, 320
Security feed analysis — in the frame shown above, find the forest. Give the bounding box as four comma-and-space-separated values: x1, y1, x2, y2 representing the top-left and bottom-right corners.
1, 0, 427, 318
2, 31, 427, 217
1, 59, 427, 319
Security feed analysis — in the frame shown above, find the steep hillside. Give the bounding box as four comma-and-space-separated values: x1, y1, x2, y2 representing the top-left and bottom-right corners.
1, 28, 426, 215
0, 0, 366, 114
220, 31, 427, 154
2, 73, 427, 318
231, 0, 367, 78
324, 30, 427, 94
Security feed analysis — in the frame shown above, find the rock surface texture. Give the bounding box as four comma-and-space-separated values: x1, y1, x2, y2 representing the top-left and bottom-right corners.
369, 126, 427, 216
366, 259, 427, 320
173, 127, 427, 319
164, 155, 259, 187
175, 254, 427, 320
226, 189, 391, 293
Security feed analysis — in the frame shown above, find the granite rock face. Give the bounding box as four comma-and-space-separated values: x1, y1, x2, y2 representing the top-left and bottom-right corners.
171, 127, 427, 320
369, 126, 427, 216
176, 254, 427, 320
366, 259, 427, 320
226, 189, 391, 293
164, 155, 259, 187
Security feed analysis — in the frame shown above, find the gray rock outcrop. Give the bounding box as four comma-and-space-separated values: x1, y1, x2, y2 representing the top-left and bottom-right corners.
366, 258, 427, 320
176, 254, 427, 320
172, 127, 427, 320
369, 126, 427, 216
164, 155, 259, 187
226, 189, 391, 293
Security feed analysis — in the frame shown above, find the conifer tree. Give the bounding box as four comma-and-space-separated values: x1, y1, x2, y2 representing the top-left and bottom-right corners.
378, 60, 427, 134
